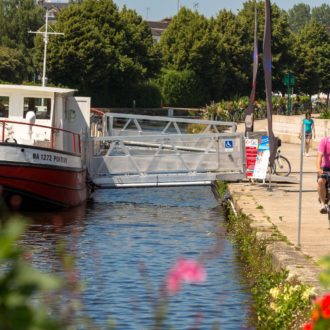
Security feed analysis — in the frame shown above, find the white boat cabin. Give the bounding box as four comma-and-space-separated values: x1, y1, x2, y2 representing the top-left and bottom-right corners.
0, 84, 91, 154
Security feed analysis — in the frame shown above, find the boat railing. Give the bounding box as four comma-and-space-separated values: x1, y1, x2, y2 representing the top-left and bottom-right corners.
0, 119, 81, 155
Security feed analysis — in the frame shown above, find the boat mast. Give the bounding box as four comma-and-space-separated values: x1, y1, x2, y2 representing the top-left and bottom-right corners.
29, 9, 64, 87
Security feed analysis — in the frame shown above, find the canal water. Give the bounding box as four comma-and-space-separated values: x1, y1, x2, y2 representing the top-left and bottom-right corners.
22, 186, 254, 329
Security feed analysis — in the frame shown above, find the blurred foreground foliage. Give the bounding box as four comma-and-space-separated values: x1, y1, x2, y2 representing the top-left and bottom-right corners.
0, 218, 62, 330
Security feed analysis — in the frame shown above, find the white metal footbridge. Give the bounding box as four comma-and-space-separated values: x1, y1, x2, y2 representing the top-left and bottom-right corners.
87, 113, 246, 187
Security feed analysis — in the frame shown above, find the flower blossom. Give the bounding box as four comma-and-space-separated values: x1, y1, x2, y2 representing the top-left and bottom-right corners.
165, 258, 207, 295
269, 287, 280, 299
303, 321, 313, 330
303, 293, 330, 329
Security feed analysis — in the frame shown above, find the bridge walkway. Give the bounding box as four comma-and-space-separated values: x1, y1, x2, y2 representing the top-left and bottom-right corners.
88, 113, 246, 187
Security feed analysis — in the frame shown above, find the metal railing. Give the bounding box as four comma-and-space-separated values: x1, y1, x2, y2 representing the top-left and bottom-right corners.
103, 112, 237, 137
0, 119, 81, 155
88, 132, 245, 187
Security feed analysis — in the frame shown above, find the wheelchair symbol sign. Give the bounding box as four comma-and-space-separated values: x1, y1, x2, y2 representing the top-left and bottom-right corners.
224, 140, 233, 152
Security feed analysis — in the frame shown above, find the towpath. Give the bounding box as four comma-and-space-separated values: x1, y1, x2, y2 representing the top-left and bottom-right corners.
228, 119, 330, 291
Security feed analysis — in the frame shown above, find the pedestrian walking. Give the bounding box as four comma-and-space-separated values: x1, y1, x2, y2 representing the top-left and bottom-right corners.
299, 112, 315, 157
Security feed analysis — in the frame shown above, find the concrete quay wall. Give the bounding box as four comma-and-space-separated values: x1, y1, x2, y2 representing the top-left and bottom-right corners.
226, 181, 324, 294
222, 138, 330, 296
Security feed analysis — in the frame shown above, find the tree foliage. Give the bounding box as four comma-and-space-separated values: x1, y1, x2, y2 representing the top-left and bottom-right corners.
0, 47, 28, 83
294, 21, 330, 96
235, 2, 294, 96
160, 69, 207, 107
288, 3, 330, 33
0, 0, 329, 107
0, 219, 62, 330
0, 0, 43, 82
159, 8, 223, 101
211, 10, 251, 99
311, 4, 330, 26
0, 0, 43, 49
34, 0, 160, 105
288, 3, 311, 33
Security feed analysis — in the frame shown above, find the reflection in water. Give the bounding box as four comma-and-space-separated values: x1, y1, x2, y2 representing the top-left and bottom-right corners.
21, 186, 254, 329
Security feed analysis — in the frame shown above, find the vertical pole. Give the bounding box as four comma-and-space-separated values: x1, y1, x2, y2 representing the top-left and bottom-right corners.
51, 128, 54, 149
291, 87, 293, 114
42, 10, 49, 87
2, 122, 5, 142
217, 136, 220, 170
287, 85, 291, 115
72, 133, 76, 154
298, 123, 305, 246
267, 159, 272, 191
78, 134, 81, 154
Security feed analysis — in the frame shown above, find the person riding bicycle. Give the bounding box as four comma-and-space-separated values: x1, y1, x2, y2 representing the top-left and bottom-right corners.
317, 136, 330, 214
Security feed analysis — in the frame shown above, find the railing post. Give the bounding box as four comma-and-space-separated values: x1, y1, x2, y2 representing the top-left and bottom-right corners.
1, 122, 5, 142
72, 133, 76, 154
51, 128, 54, 149
217, 136, 220, 169
78, 134, 81, 154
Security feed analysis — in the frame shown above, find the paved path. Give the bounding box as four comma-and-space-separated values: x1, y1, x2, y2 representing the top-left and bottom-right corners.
227, 122, 330, 290
231, 142, 330, 257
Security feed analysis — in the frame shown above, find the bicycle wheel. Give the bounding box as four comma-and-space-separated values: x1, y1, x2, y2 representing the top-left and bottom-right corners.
273, 155, 291, 177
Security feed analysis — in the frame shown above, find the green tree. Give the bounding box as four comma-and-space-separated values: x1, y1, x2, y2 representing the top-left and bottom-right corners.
211, 10, 251, 100
311, 4, 330, 27
0, 0, 43, 49
294, 21, 330, 96
0, 0, 43, 82
291, 41, 319, 96
34, 0, 160, 105
0, 47, 27, 83
160, 69, 207, 107
238, 1, 295, 96
288, 3, 311, 33
159, 7, 223, 103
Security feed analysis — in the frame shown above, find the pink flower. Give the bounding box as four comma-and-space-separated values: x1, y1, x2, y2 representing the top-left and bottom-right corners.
165, 258, 207, 295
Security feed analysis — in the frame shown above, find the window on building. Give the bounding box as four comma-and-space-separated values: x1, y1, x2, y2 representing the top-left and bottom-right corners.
24, 97, 51, 119
0, 96, 9, 118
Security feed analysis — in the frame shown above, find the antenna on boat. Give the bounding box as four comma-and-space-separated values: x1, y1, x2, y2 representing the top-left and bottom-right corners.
29, 9, 64, 87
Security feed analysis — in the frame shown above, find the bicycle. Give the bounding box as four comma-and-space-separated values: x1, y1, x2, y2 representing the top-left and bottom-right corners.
271, 146, 291, 177
318, 172, 330, 227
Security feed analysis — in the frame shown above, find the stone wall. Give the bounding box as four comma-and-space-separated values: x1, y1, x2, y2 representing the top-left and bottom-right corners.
273, 115, 330, 149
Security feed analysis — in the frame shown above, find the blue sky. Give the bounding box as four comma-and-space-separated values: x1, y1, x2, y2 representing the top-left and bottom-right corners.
112, 1, 328, 20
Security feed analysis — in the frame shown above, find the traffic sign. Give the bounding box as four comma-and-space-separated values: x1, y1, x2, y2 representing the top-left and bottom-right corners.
283, 72, 296, 86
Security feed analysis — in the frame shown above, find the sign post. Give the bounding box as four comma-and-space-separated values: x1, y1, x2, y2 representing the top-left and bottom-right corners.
298, 123, 305, 246
283, 72, 296, 115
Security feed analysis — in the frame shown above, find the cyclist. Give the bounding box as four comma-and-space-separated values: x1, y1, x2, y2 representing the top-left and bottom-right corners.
316, 136, 330, 214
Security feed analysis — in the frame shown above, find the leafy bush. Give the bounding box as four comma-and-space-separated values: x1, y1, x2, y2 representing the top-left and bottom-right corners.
160, 69, 208, 107
225, 209, 312, 329
0, 218, 62, 330
132, 82, 162, 108
319, 111, 330, 119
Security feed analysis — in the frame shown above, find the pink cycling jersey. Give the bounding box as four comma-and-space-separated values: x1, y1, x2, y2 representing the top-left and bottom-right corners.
318, 137, 330, 168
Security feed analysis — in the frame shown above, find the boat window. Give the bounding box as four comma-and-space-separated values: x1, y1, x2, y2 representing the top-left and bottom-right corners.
0, 96, 9, 118
23, 97, 51, 119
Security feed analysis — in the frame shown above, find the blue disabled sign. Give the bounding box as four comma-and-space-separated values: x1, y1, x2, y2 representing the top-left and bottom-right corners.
224, 140, 234, 152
